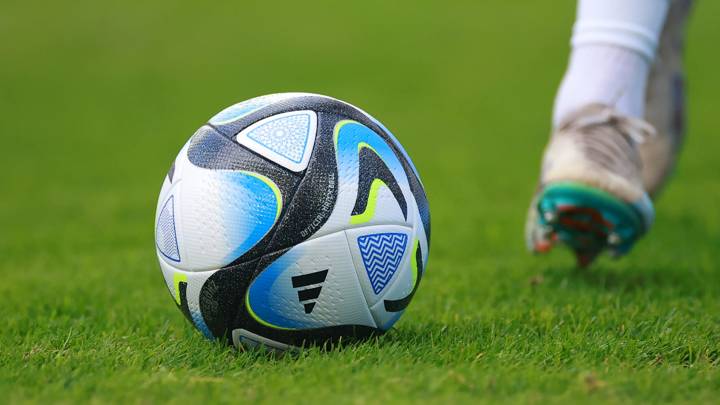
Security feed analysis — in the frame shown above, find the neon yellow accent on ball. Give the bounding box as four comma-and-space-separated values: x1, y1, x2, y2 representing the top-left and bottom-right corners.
350, 178, 387, 225
244, 290, 294, 331
242, 171, 283, 220
357, 142, 379, 155
410, 239, 419, 287
333, 119, 357, 145
173, 272, 188, 305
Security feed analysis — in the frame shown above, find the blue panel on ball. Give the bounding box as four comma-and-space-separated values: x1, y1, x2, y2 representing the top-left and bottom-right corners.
335, 121, 408, 193
156, 196, 180, 262
219, 171, 282, 264
246, 250, 312, 330
366, 114, 424, 184
190, 309, 214, 340
357, 233, 408, 295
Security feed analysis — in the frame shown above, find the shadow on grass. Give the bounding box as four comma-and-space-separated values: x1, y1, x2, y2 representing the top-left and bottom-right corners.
217, 321, 467, 361
540, 262, 714, 298
533, 202, 720, 296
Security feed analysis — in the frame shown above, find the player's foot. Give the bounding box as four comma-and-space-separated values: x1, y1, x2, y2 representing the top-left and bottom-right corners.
525, 105, 656, 267
641, 0, 692, 197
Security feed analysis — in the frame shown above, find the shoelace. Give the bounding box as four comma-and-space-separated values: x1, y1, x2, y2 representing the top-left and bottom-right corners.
566, 107, 657, 145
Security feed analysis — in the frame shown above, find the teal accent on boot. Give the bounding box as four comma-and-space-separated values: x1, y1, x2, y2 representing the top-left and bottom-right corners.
536, 181, 653, 265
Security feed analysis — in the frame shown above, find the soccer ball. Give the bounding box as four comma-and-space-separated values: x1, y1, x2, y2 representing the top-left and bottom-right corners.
154, 93, 430, 350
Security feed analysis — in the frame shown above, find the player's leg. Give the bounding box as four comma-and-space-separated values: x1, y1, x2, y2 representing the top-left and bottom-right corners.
552, 0, 670, 127
526, 0, 687, 266
641, 0, 693, 197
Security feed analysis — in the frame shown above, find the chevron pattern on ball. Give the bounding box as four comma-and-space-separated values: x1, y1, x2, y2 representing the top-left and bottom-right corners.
357, 233, 408, 294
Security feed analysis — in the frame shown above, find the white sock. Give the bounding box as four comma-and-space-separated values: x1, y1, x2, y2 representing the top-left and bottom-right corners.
554, 45, 650, 125
553, 0, 671, 127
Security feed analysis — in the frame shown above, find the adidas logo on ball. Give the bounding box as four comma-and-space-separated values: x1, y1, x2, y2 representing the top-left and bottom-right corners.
291, 269, 329, 314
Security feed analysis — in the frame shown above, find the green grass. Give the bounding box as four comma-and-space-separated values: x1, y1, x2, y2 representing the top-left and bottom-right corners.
1, 0, 719, 403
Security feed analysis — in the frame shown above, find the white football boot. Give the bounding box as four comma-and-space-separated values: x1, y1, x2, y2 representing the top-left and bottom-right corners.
526, 105, 656, 267
526, 0, 691, 267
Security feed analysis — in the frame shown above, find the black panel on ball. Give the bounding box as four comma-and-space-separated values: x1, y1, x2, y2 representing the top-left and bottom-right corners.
187, 125, 300, 183
352, 146, 408, 220
261, 111, 340, 254
197, 259, 259, 342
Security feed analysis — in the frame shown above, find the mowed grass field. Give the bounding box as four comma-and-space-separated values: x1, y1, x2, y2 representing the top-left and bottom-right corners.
1, 0, 719, 403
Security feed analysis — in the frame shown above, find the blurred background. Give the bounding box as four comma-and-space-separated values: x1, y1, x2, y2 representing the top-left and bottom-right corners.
3, 0, 717, 272
1, 0, 718, 401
